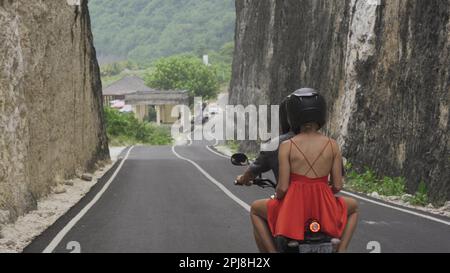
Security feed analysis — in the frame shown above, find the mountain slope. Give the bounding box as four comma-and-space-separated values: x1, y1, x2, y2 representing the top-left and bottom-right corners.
88, 0, 235, 63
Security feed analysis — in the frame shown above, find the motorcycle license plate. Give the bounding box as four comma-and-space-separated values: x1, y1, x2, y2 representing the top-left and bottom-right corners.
299, 243, 333, 253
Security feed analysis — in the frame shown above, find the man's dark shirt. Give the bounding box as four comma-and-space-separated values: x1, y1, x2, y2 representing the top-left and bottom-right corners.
249, 132, 295, 181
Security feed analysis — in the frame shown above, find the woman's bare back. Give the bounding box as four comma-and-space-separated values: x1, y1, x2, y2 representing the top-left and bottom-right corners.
289, 133, 339, 179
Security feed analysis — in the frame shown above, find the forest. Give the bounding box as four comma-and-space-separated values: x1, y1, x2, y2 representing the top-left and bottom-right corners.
88, 0, 236, 63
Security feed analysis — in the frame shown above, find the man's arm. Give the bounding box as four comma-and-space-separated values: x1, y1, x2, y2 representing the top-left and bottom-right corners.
236, 168, 255, 186
236, 150, 274, 186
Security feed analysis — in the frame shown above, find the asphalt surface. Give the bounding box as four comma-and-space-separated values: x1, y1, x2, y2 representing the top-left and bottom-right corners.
24, 142, 450, 253
24, 94, 450, 253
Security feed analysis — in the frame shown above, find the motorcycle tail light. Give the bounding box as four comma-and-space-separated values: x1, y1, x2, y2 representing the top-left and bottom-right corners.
309, 221, 321, 233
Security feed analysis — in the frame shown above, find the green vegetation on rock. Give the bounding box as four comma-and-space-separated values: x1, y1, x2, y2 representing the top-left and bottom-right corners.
346, 167, 406, 197
408, 182, 430, 206
345, 163, 431, 206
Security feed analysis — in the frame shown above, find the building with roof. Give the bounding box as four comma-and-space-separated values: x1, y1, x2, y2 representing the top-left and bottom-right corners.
102, 76, 189, 125
103, 76, 153, 105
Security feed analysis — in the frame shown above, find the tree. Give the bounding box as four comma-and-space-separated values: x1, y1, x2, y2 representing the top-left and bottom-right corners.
145, 55, 219, 99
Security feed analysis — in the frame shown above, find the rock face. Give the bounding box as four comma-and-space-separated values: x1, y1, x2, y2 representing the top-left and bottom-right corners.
0, 0, 109, 220
230, 0, 449, 202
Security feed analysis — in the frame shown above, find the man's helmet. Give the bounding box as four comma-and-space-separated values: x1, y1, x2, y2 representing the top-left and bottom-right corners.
279, 97, 291, 135
287, 88, 327, 133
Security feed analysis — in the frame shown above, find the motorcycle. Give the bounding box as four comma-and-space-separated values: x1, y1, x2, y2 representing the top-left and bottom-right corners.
231, 153, 339, 253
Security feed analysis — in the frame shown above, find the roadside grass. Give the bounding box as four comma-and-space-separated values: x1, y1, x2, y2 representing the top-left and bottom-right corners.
406, 181, 429, 206
105, 107, 173, 146
226, 140, 240, 154
345, 163, 430, 206
225, 140, 258, 161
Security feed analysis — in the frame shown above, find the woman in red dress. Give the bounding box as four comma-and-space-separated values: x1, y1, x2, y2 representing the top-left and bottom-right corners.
250, 89, 359, 253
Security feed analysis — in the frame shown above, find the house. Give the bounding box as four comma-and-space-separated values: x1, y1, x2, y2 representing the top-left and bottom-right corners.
102, 76, 189, 124
103, 76, 152, 105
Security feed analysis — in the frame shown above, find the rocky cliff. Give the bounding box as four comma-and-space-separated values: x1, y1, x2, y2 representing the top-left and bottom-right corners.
0, 0, 109, 221
230, 0, 449, 202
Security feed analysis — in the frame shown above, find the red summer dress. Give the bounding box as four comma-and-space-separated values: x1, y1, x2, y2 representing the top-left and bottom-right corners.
267, 139, 348, 241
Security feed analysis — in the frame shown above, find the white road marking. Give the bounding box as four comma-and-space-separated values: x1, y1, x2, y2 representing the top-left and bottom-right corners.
42, 146, 135, 253
171, 145, 251, 212
204, 144, 450, 227
362, 221, 378, 225
342, 191, 450, 226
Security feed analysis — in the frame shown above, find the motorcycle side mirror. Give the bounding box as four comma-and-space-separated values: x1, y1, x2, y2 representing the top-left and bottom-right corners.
231, 153, 249, 166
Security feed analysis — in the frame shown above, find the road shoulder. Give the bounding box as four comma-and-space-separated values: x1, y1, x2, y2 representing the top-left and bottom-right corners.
0, 147, 130, 253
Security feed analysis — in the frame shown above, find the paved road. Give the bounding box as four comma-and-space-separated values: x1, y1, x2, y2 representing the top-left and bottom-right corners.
24, 93, 450, 253
24, 142, 450, 253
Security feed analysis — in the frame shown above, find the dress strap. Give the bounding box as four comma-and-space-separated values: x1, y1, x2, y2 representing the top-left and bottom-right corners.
290, 138, 332, 178
306, 139, 331, 177
290, 139, 319, 177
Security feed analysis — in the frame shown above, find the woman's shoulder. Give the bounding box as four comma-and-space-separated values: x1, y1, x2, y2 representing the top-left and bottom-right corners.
326, 137, 340, 152
280, 139, 292, 148
326, 135, 338, 143
315, 134, 340, 150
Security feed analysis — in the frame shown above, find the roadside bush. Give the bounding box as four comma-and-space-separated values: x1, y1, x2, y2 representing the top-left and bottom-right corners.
409, 181, 429, 206
346, 167, 406, 197
378, 177, 406, 196
347, 169, 377, 193
104, 107, 172, 145
345, 165, 436, 207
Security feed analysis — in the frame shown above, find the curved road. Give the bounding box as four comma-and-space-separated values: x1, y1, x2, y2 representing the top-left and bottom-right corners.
24, 142, 450, 253
24, 94, 450, 253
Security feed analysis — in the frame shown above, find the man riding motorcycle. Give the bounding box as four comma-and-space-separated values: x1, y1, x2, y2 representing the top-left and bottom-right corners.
236, 96, 294, 186
236, 89, 345, 186
234, 88, 357, 253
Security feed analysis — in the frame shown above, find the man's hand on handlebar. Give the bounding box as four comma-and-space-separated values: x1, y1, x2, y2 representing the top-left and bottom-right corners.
235, 170, 255, 186
235, 174, 253, 186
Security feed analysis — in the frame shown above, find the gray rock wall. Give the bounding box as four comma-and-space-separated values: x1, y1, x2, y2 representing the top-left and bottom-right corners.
0, 0, 109, 220
230, 0, 449, 202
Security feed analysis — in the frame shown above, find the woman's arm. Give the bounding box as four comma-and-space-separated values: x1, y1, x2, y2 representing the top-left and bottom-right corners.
276, 141, 291, 200
330, 140, 344, 193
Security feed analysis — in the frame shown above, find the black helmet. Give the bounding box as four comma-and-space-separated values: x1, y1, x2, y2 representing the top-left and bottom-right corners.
279, 97, 290, 135
287, 88, 327, 133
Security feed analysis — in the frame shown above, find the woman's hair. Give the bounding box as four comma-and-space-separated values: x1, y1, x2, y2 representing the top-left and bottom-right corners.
279, 98, 291, 135
301, 122, 319, 131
